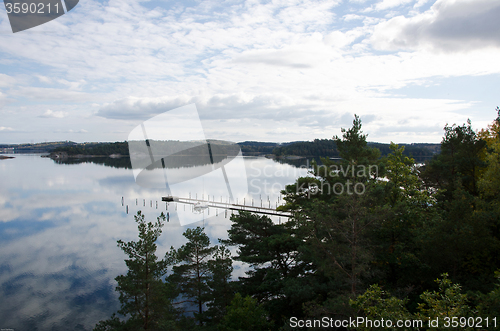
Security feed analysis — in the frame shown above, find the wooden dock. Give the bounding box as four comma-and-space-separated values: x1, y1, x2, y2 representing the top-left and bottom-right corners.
162, 196, 292, 218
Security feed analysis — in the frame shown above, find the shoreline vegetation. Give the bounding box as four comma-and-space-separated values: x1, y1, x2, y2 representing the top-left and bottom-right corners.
1, 139, 441, 161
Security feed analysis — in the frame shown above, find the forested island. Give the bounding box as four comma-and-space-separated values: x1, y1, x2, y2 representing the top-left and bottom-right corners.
0, 141, 76, 153
2, 139, 440, 161
271, 140, 440, 160
49, 141, 129, 157
94, 110, 500, 331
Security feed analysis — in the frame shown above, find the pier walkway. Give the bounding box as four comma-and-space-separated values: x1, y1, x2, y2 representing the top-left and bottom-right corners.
162, 196, 292, 218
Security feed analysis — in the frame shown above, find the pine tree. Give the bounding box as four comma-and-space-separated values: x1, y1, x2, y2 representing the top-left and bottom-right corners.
166, 227, 215, 324
94, 211, 178, 331
205, 245, 234, 325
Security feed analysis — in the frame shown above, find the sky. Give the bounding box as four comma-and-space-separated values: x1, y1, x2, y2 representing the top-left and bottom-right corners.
0, 0, 499, 144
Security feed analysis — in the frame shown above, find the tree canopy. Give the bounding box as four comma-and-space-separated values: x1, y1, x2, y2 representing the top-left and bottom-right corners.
96, 108, 500, 331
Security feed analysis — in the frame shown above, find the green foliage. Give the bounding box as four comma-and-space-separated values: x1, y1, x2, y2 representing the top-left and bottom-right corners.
166, 227, 215, 321
238, 141, 278, 155
477, 271, 500, 328
269, 115, 388, 322
305, 193, 382, 296
271, 137, 436, 161
334, 115, 379, 165
415, 274, 472, 326
350, 285, 412, 330
273, 139, 339, 158
372, 143, 435, 288
93, 314, 127, 331
479, 138, 500, 201
352, 274, 474, 331
94, 211, 178, 331
384, 143, 430, 206
223, 212, 308, 326
417, 117, 500, 290
218, 293, 273, 331
96, 112, 500, 331
421, 120, 486, 198
205, 245, 234, 324
52, 141, 129, 156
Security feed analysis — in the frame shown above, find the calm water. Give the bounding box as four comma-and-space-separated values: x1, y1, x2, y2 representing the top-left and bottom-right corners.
0, 154, 308, 330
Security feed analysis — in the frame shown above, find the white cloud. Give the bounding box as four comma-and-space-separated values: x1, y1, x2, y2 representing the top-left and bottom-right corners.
56, 79, 87, 90
13, 87, 92, 102
375, 0, 413, 11
0, 0, 499, 144
39, 109, 68, 118
57, 129, 88, 133
414, 0, 431, 8
36, 75, 52, 84
0, 73, 16, 87
97, 96, 194, 120
0, 126, 15, 131
371, 0, 500, 51
0, 91, 10, 108
343, 14, 364, 21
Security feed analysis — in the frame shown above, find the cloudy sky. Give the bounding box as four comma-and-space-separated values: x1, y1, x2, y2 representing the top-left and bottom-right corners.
0, 0, 499, 144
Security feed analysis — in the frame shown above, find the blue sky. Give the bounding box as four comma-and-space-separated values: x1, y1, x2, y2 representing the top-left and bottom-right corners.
0, 0, 499, 144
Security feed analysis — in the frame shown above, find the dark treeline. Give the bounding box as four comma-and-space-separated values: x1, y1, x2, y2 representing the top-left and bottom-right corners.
0, 141, 76, 153
237, 141, 279, 155
273, 139, 338, 157
272, 139, 440, 160
43, 139, 438, 160
52, 141, 130, 156
95, 110, 500, 331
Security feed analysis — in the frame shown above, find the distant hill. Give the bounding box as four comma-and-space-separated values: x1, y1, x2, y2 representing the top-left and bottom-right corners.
2, 140, 441, 161
237, 141, 278, 147
237, 141, 309, 155
272, 139, 440, 160
51, 141, 129, 156
237, 141, 279, 155
0, 141, 77, 153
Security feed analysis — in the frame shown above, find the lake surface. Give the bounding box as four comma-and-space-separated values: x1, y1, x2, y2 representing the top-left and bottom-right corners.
0, 154, 308, 330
